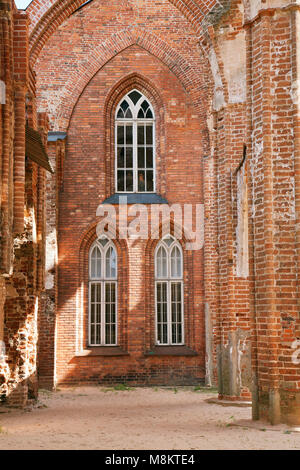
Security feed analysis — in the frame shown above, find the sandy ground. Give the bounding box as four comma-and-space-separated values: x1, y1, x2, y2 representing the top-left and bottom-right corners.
0, 386, 299, 450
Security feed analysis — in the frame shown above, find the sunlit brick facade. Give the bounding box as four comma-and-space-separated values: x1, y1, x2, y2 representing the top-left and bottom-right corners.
1, 0, 300, 425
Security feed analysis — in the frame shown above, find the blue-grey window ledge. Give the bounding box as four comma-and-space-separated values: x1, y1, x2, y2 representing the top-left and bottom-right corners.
102, 193, 168, 204
48, 131, 67, 142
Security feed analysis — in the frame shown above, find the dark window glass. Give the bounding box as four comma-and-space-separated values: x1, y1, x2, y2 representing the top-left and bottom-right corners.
138, 125, 144, 145
120, 100, 129, 112
126, 125, 133, 145
125, 108, 133, 118
146, 126, 153, 145
146, 171, 154, 192
146, 109, 153, 119
117, 170, 125, 192
126, 148, 133, 168
126, 170, 133, 192
117, 148, 125, 169
138, 171, 145, 191
141, 100, 149, 112
128, 90, 142, 105
146, 148, 153, 168
117, 125, 124, 144
138, 147, 144, 168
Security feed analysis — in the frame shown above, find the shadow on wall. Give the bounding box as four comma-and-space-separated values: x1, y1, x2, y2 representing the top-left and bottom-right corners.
0, 165, 41, 407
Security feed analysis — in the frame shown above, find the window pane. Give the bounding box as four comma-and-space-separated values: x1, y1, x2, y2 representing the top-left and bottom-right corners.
117, 170, 125, 192
120, 100, 129, 112
125, 108, 133, 119
126, 170, 133, 192
90, 283, 101, 345
117, 148, 125, 168
90, 246, 101, 278
138, 171, 145, 192
138, 147, 144, 169
128, 90, 142, 105
106, 247, 117, 279
156, 246, 167, 278
99, 237, 109, 247
138, 125, 144, 145
105, 282, 116, 345
117, 125, 124, 144
141, 100, 149, 112
146, 148, 153, 168
164, 236, 174, 247
171, 282, 182, 344
126, 125, 133, 145
171, 246, 182, 278
156, 282, 168, 344
126, 147, 133, 168
146, 171, 153, 192
146, 126, 153, 145
146, 109, 153, 119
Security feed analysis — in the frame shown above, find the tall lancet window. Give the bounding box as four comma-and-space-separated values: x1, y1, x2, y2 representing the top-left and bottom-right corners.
115, 90, 155, 193
155, 236, 184, 345
89, 237, 117, 346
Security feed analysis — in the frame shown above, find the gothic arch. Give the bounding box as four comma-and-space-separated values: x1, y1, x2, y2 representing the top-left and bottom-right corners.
51, 29, 208, 131
144, 220, 198, 351
27, 0, 217, 64
78, 221, 130, 352
102, 72, 166, 199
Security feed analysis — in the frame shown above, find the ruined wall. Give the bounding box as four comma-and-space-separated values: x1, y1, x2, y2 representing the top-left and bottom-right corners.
244, 0, 300, 425
0, 0, 48, 406
201, 0, 252, 400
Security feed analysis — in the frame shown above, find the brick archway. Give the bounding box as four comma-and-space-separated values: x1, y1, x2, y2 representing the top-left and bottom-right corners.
50, 28, 208, 131
28, 0, 219, 64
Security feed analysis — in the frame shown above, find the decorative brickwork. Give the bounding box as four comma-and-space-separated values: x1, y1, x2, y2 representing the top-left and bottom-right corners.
2, 0, 300, 425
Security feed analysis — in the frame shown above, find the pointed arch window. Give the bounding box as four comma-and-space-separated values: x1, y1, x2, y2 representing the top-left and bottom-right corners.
89, 237, 117, 346
155, 236, 184, 345
115, 89, 155, 193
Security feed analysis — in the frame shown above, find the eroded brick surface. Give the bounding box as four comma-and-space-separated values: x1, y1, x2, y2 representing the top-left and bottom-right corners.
0, 0, 48, 407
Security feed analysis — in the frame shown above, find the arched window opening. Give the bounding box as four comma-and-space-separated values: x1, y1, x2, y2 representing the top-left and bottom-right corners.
155, 236, 184, 345
89, 237, 117, 346
115, 89, 155, 193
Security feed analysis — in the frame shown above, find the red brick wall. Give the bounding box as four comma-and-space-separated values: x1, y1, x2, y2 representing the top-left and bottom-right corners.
28, 0, 300, 424
245, 7, 300, 424
53, 45, 206, 385
0, 0, 48, 407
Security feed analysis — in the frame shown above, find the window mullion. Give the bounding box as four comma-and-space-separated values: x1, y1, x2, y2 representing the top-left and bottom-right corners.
133, 120, 137, 192
101, 281, 105, 345
167, 280, 172, 345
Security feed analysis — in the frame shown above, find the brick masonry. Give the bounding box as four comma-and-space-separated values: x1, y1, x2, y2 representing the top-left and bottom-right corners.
1, 0, 300, 425
0, 0, 48, 407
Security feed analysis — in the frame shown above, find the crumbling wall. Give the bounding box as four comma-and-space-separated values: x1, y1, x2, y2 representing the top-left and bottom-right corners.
202, 0, 252, 400
0, 0, 48, 407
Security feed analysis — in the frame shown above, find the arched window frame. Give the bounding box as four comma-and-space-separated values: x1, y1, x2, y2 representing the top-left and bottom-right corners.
115, 89, 156, 193
88, 237, 118, 346
155, 235, 184, 346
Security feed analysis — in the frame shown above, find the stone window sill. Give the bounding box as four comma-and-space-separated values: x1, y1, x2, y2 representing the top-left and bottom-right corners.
75, 347, 129, 357
144, 346, 197, 357
102, 193, 168, 205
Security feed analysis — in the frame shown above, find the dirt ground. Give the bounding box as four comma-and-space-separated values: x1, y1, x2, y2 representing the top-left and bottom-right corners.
0, 386, 299, 450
